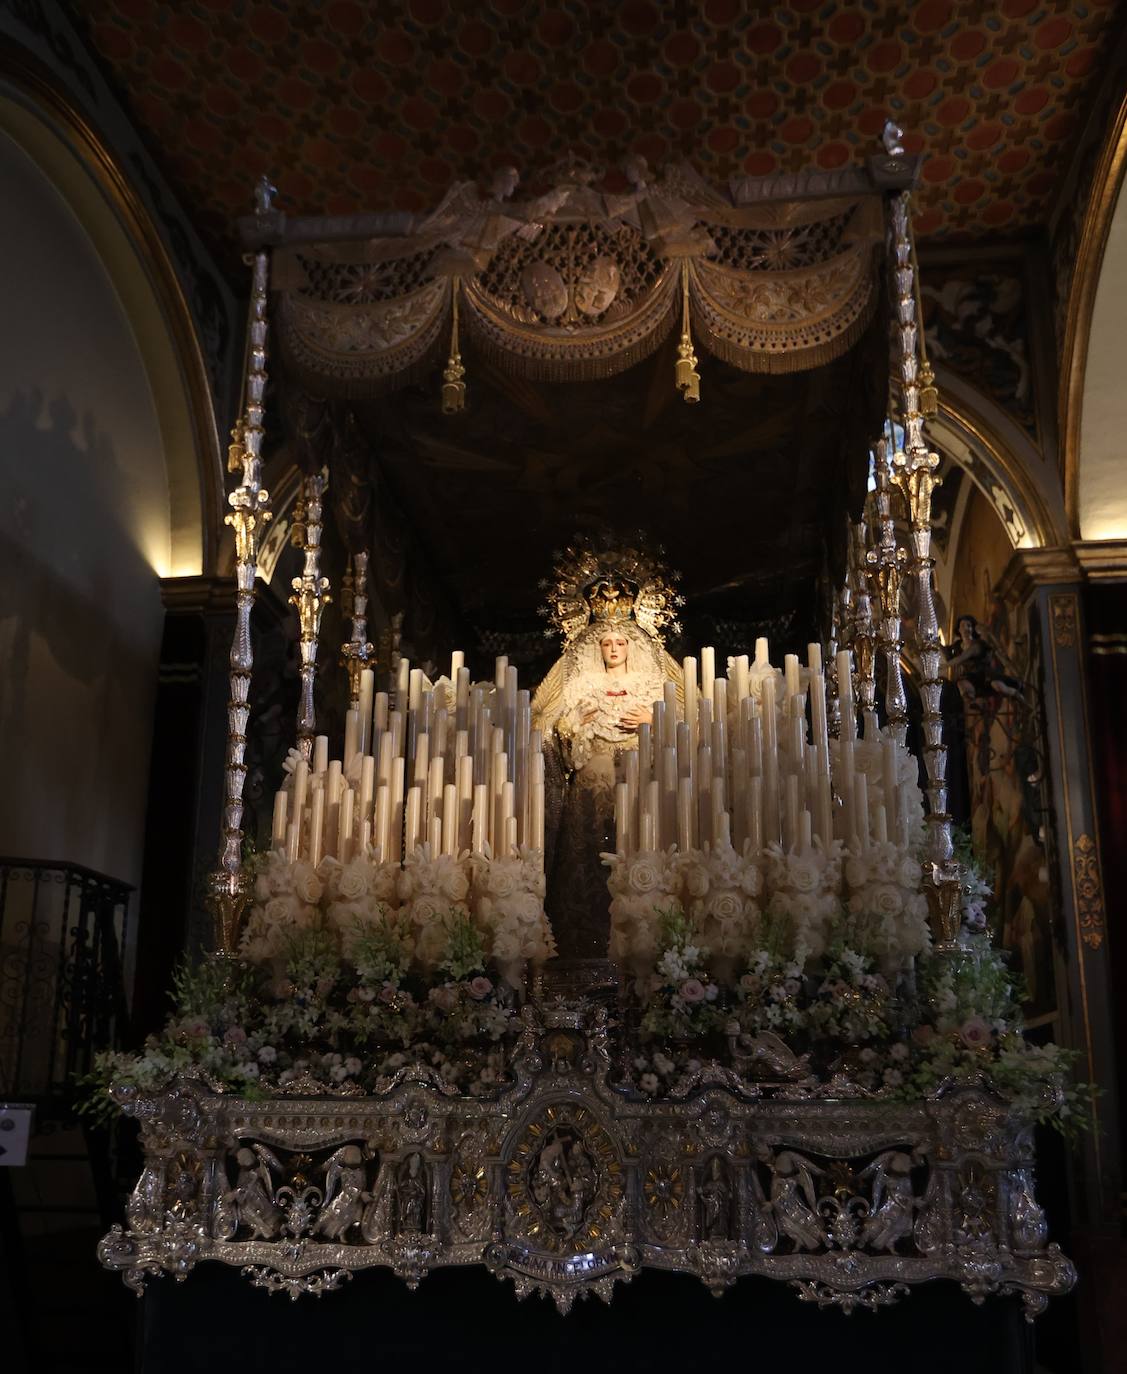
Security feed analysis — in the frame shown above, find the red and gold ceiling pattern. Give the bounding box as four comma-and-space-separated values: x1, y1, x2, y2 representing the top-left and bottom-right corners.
73, 0, 1119, 261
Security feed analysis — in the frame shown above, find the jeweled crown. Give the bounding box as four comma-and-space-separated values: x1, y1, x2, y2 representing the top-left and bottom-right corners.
538, 532, 683, 645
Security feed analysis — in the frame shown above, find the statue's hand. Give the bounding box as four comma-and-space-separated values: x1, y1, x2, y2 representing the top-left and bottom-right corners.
619, 705, 652, 730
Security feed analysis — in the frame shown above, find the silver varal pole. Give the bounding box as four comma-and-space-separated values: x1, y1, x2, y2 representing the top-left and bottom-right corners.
208, 193, 273, 956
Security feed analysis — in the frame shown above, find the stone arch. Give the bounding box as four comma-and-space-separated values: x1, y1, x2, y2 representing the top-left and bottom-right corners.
1060, 91, 1127, 540
930, 367, 1069, 553
0, 63, 221, 576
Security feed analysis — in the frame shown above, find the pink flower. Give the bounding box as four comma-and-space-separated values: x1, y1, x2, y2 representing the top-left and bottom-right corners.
429, 985, 458, 1012
959, 1015, 992, 1051
223, 1026, 247, 1045
378, 982, 399, 1005
912, 1024, 936, 1047
680, 978, 706, 1004
468, 975, 493, 1001
180, 1017, 209, 1040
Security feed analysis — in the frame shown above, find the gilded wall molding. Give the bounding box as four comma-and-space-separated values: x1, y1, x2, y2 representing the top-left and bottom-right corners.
1059, 88, 1127, 537
0, 38, 226, 575
1071, 833, 1107, 951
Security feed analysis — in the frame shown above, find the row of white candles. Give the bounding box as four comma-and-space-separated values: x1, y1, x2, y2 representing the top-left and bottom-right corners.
613, 639, 911, 858
270, 652, 545, 867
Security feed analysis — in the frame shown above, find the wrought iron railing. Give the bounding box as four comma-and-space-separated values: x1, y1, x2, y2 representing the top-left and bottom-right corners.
0, 859, 131, 1104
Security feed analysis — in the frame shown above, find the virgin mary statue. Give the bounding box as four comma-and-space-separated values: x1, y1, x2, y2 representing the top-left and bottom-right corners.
532, 540, 683, 959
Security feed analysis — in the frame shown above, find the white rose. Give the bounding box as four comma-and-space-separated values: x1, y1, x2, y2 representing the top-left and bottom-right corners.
898, 857, 922, 889
628, 858, 662, 894
705, 890, 744, 923
740, 864, 764, 898
292, 862, 323, 906
871, 884, 905, 918
788, 857, 821, 894
336, 860, 370, 902
486, 864, 517, 898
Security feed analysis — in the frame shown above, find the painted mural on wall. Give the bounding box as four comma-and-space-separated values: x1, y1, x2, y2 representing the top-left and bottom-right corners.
922, 263, 1037, 440
947, 489, 1055, 1023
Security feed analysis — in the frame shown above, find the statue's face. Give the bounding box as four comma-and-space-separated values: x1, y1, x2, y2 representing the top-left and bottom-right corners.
600, 633, 628, 669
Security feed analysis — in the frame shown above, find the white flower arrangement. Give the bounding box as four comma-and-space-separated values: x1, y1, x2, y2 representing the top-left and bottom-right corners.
470, 845, 556, 991
239, 852, 324, 963
677, 841, 761, 977
842, 839, 930, 973
603, 846, 683, 979
397, 844, 473, 972
762, 839, 842, 958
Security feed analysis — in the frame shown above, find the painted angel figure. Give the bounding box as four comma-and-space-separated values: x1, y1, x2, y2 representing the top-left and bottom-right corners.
532, 540, 683, 958
315, 1145, 370, 1242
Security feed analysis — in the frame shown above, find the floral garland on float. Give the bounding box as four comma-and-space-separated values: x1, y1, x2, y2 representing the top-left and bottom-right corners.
602, 639, 1085, 1131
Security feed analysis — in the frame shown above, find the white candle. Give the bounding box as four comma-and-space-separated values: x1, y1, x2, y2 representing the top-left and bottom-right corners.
647, 779, 661, 851
754, 636, 769, 666
450, 649, 464, 680
637, 722, 652, 788
875, 803, 889, 844
492, 751, 508, 853
784, 653, 801, 700
285, 818, 299, 863
358, 669, 374, 756
836, 649, 856, 740
443, 783, 458, 855
494, 655, 508, 690
309, 787, 325, 868
798, 807, 812, 854
408, 668, 423, 715
359, 818, 371, 855
748, 775, 763, 854
313, 735, 329, 775
733, 654, 749, 703
339, 786, 354, 863
683, 656, 698, 749
713, 676, 728, 728
701, 646, 716, 709
530, 773, 544, 853
360, 754, 376, 824
293, 758, 309, 819
326, 760, 342, 858
390, 757, 405, 862
373, 689, 389, 739
271, 789, 288, 849
344, 708, 360, 775
697, 743, 713, 849
761, 675, 779, 844
396, 656, 410, 705
624, 750, 640, 853
374, 786, 390, 863
661, 746, 678, 849
784, 773, 799, 851
662, 680, 678, 746
854, 770, 870, 847
456, 753, 474, 851
471, 783, 488, 854
405, 785, 422, 856
428, 814, 442, 855
677, 777, 693, 852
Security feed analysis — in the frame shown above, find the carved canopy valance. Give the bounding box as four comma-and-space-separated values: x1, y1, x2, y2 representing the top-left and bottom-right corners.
257, 160, 909, 397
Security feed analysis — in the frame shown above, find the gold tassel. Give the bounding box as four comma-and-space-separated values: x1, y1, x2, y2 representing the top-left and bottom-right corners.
226, 417, 246, 473
675, 261, 701, 403
441, 277, 466, 414
907, 201, 938, 421
919, 358, 938, 421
